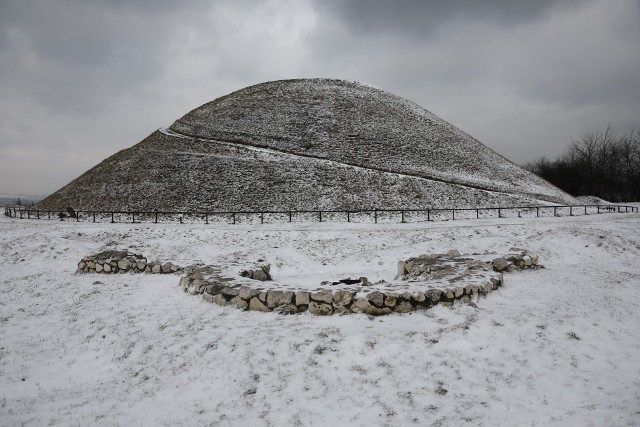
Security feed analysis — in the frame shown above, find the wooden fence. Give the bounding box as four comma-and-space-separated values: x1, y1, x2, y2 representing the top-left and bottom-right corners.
4, 204, 638, 225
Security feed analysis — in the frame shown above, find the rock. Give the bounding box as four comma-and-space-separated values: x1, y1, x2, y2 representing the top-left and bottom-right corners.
103, 263, 112, 273
295, 291, 310, 305
137, 262, 146, 271
266, 290, 293, 308
231, 296, 249, 310
412, 291, 426, 303
117, 259, 130, 271
87, 261, 95, 269
308, 301, 333, 315
447, 249, 461, 257
311, 290, 333, 304
333, 290, 353, 306
492, 257, 509, 272
258, 292, 267, 303
530, 255, 539, 265
145, 266, 151, 273
212, 294, 228, 306
384, 293, 398, 308
397, 261, 407, 276
78, 261, 87, 270
249, 297, 270, 312
252, 269, 269, 281
426, 289, 442, 304
359, 277, 371, 286
351, 299, 392, 316
395, 301, 414, 313
222, 286, 239, 297
151, 264, 161, 274
454, 287, 464, 298
161, 262, 173, 273
523, 255, 532, 266
238, 286, 260, 300
367, 291, 385, 307
95, 263, 104, 273
445, 289, 454, 299
203, 292, 215, 304
333, 305, 351, 315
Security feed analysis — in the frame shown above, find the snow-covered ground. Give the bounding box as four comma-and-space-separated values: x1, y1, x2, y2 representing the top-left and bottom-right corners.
1, 211, 639, 426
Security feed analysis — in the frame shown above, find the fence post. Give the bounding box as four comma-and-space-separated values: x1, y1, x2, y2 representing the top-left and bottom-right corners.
401, 210, 405, 223
37, 210, 40, 219
536, 207, 539, 217
111, 212, 115, 223
93, 212, 96, 223
347, 211, 350, 223
289, 211, 292, 223
319, 211, 322, 222
584, 206, 587, 215
427, 209, 430, 221
554, 207, 557, 217
205, 213, 209, 224
260, 213, 264, 224
452, 209, 456, 220
570, 206, 573, 216
132, 213, 135, 223
597, 206, 600, 214
374, 209, 378, 224
155, 211, 158, 223
498, 208, 501, 218
76, 211, 79, 222
48, 211, 51, 220
476, 209, 479, 219
232, 213, 236, 225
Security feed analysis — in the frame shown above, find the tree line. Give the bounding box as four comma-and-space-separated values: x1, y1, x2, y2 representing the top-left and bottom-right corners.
524, 126, 640, 202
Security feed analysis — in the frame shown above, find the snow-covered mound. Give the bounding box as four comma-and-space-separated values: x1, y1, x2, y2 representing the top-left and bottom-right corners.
37, 79, 578, 211
576, 195, 613, 205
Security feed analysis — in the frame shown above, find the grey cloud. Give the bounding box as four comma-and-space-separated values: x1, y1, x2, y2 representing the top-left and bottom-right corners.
315, 0, 575, 37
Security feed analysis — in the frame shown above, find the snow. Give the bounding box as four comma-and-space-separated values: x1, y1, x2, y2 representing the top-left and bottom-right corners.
1, 211, 639, 426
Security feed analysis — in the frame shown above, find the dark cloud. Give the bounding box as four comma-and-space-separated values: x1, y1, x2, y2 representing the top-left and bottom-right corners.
315, 0, 574, 36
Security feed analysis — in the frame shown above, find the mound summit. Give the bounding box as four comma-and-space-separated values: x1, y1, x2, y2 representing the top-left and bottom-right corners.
38, 78, 577, 212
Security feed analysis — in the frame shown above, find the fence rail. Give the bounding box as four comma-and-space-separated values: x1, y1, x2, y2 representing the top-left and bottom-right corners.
3, 204, 638, 225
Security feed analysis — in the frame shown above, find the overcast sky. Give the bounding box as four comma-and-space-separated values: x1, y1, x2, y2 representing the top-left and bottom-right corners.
1, 0, 639, 195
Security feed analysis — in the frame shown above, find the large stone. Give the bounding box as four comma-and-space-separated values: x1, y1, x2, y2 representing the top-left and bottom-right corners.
222, 286, 239, 297
384, 293, 398, 307
95, 263, 104, 273
249, 297, 270, 312
426, 289, 442, 303
492, 257, 509, 272
333, 290, 354, 306
351, 299, 392, 316
78, 261, 87, 270
523, 255, 532, 266
295, 291, 310, 305
412, 291, 426, 303
395, 302, 414, 313
311, 290, 333, 304
308, 301, 333, 315
87, 261, 96, 269
367, 291, 385, 307
161, 262, 174, 273
231, 296, 249, 310
333, 305, 351, 315
266, 290, 294, 308
151, 264, 162, 274
117, 259, 131, 271
397, 261, 407, 276
447, 249, 461, 257
238, 286, 260, 300
103, 263, 112, 273
137, 262, 146, 271
454, 287, 464, 298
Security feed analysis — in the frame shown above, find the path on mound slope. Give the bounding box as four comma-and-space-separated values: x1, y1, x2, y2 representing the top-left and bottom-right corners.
160, 127, 574, 206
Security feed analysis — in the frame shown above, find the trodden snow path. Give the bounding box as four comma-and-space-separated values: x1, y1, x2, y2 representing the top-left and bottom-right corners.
0, 212, 639, 426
